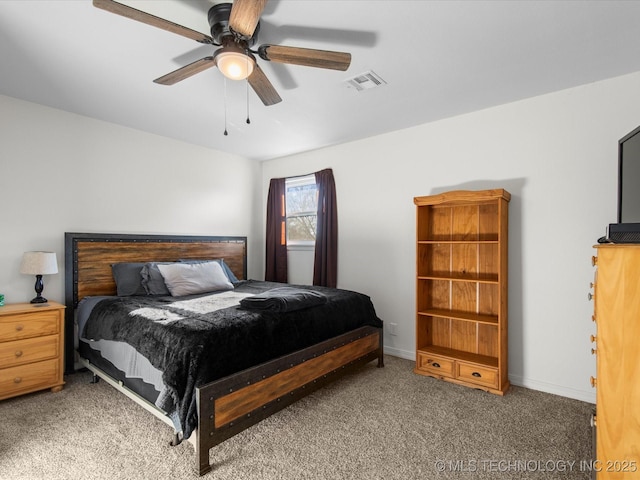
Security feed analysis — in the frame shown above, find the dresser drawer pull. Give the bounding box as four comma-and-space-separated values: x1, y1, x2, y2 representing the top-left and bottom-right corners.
14, 350, 23, 357
15, 324, 24, 331
472, 372, 482, 378
430, 362, 441, 368
14, 377, 22, 384
587, 292, 594, 301
590, 376, 597, 388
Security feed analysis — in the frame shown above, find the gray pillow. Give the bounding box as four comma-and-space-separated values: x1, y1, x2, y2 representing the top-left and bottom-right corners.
157, 261, 233, 296
111, 262, 146, 296
179, 258, 239, 283
140, 262, 172, 296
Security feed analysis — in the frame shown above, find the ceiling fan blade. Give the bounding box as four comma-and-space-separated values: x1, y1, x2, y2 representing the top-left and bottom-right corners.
229, 0, 268, 38
153, 57, 216, 85
93, 0, 214, 44
258, 45, 351, 71
248, 64, 282, 106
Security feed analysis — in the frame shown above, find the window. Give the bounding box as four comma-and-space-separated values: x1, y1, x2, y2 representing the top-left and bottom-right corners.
285, 175, 317, 246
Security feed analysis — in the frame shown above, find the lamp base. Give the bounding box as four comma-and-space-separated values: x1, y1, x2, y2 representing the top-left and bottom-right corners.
31, 274, 47, 304
30, 295, 48, 304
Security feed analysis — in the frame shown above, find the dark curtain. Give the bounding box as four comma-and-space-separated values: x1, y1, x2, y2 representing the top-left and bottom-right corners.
313, 168, 338, 287
265, 177, 288, 283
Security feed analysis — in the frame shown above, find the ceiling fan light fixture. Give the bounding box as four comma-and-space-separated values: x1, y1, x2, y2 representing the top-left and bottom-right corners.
215, 49, 255, 81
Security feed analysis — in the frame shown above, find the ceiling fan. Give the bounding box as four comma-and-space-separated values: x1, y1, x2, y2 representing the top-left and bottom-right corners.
93, 0, 352, 106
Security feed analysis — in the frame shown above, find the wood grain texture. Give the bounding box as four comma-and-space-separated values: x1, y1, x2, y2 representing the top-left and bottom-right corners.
261, 45, 351, 71
93, 0, 214, 44
229, 0, 267, 38
153, 57, 216, 85
594, 246, 640, 479
248, 63, 282, 106
0, 302, 65, 400
414, 189, 509, 394
213, 334, 380, 428
73, 238, 246, 301
196, 326, 383, 475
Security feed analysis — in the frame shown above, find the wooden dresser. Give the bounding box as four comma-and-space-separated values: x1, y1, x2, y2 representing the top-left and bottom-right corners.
414, 189, 509, 395
591, 245, 640, 478
0, 301, 66, 400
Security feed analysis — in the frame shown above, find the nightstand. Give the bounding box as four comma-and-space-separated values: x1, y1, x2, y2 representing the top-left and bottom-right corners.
0, 301, 66, 400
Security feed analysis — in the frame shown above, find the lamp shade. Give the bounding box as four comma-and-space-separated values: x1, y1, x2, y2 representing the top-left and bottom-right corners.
20, 251, 58, 275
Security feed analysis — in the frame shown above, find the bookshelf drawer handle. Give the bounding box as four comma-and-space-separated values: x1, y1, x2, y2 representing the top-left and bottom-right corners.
472, 372, 482, 378
15, 350, 23, 357
431, 362, 440, 368
14, 377, 22, 384
15, 324, 24, 332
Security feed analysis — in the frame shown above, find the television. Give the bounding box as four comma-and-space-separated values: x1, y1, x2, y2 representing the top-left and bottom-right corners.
608, 125, 640, 243
618, 125, 640, 223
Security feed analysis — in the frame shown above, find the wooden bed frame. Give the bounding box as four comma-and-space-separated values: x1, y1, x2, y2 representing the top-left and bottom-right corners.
64, 232, 383, 476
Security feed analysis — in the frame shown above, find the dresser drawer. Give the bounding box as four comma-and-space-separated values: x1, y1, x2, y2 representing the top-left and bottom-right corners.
0, 358, 59, 399
457, 363, 499, 389
417, 353, 455, 378
0, 311, 59, 342
0, 335, 59, 369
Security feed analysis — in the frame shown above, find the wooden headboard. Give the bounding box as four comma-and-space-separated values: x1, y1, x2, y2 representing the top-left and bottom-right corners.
63, 232, 247, 373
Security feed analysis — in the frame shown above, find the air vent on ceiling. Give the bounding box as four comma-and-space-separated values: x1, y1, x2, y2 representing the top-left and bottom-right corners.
344, 70, 387, 92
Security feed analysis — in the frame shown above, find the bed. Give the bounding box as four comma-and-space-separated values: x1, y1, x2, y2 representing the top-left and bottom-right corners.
63, 232, 384, 475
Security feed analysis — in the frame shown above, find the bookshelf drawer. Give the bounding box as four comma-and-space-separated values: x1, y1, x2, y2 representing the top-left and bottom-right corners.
417, 353, 454, 378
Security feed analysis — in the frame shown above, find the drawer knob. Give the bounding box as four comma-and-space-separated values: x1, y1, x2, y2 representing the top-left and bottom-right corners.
592, 256, 598, 266
590, 376, 597, 388
15, 350, 23, 357
14, 377, 22, 384
15, 324, 24, 331
430, 362, 440, 368
587, 292, 594, 301
472, 372, 482, 378
591, 314, 596, 323
590, 335, 597, 343
591, 348, 597, 355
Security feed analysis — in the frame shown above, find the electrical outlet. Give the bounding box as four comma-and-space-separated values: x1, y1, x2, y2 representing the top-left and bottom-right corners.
388, 322, 398, 336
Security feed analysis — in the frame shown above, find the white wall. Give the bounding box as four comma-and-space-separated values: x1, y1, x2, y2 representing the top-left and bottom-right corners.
261, 71, 640, 403
0, 95, 262, 305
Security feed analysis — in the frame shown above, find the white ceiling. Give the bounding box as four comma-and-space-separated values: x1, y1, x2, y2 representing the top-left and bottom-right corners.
2, 1, 640, 161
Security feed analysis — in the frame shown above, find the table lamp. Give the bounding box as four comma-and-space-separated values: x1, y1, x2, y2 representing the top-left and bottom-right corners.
20, 251, 58, 304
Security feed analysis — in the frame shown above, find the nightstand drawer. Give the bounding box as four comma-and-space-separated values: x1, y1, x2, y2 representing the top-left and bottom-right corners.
416, 353, 455, 378
0, 335, 59, 368
457, 363, 498, 389
0, 311, 59, 342
0, 358, 59, 399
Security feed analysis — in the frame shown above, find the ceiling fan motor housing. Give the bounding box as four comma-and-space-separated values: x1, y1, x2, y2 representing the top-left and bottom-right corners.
208, 3, 260, 47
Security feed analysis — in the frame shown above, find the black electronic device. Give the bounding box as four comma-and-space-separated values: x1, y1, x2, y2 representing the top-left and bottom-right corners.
607, 125, 640, 243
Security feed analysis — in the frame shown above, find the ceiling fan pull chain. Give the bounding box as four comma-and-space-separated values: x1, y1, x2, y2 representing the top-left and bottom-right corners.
223, 77, 228, 136
246, 62, 251, 125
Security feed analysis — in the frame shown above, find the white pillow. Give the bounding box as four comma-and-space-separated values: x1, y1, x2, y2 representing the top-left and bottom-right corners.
157, 261, 233, 296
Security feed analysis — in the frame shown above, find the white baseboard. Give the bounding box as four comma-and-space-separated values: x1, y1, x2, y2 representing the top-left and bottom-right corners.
383, 345, 596, 404
508, 373, 596, 404
383, 345, 414, 361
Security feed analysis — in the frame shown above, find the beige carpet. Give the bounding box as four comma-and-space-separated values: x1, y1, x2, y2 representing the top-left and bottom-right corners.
0, 356, 593, 480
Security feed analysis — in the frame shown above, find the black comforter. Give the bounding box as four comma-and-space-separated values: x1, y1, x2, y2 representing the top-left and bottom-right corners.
82, 280, 382, 439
